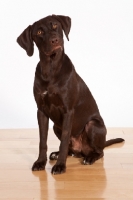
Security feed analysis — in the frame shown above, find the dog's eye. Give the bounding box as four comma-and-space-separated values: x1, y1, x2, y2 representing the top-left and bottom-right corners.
37, 30, 43, 35
53, 24, 57, 29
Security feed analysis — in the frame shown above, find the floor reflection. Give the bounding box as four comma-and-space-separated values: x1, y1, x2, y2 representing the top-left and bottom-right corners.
32, 159, 61, 199
32, 156, 107, 199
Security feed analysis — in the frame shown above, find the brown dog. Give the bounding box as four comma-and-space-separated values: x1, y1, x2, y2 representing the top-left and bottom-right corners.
17, 15, 124, 174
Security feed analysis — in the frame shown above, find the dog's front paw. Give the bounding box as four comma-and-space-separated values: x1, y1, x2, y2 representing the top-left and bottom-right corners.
32, 160, 46, 171
51, 163, 66, 175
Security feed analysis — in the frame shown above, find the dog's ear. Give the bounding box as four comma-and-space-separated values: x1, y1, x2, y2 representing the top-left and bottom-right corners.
17, 25, 34, 56
52, 15, 71, 41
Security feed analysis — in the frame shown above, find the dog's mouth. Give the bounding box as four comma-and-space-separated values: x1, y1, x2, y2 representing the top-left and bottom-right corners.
44, 46, 63, 59
50, 52, 57, 59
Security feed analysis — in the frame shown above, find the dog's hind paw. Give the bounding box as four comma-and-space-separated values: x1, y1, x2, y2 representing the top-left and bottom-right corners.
83, 158, 94, 165
83, 152, 104, 165
32, 160, 46, 171
49, 151, 59, 160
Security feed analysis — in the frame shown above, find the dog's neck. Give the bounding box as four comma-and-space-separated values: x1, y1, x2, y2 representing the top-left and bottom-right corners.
39, 50, 64, 82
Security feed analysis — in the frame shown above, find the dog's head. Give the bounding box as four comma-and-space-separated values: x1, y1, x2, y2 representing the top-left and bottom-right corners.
17, 15, 71, 59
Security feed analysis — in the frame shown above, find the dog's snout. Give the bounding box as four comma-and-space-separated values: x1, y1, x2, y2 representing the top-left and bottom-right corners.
50, 37, 59, 45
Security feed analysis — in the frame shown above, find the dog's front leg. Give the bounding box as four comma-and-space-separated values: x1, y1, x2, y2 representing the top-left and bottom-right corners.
51, 110, 74, 175
32, 109, 49, 171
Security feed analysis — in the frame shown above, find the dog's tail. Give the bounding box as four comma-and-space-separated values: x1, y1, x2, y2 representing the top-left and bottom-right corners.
105, 138, 125, 147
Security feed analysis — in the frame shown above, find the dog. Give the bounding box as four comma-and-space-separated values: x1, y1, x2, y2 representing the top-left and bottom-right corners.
17, 15, 124, 174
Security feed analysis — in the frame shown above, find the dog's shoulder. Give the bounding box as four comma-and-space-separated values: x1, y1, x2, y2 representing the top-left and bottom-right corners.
62, 54, 74, 73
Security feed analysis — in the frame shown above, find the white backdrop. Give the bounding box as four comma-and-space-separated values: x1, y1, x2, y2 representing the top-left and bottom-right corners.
0, 0, 133, 128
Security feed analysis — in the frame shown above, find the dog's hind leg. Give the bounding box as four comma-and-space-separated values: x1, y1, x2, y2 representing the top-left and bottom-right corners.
82, 117, 106, 165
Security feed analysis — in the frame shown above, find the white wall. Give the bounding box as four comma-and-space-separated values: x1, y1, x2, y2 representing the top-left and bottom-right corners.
0, 0, 133, 128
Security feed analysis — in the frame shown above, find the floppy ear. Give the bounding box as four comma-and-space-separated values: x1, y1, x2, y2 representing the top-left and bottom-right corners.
52, 15, 71, 41
17, 25, 34, 56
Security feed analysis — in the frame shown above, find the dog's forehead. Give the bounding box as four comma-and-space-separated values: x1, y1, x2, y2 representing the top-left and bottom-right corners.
33, 16, 59, 29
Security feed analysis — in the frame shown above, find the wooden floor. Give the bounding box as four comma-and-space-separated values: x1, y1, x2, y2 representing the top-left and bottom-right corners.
0, 128, 133, 200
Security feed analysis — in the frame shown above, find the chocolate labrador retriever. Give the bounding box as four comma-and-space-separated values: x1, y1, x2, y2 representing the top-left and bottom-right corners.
17, 15, 124, 174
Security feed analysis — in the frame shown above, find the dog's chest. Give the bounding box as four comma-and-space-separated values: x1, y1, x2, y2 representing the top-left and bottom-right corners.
41, 87, 66, 122
42, 90, 64, 107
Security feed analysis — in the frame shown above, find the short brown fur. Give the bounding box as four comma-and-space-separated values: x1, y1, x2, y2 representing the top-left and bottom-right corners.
17, 15, 124, 174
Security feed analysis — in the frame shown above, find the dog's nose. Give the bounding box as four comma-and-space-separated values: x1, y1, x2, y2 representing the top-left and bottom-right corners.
50, 37, 59, 45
